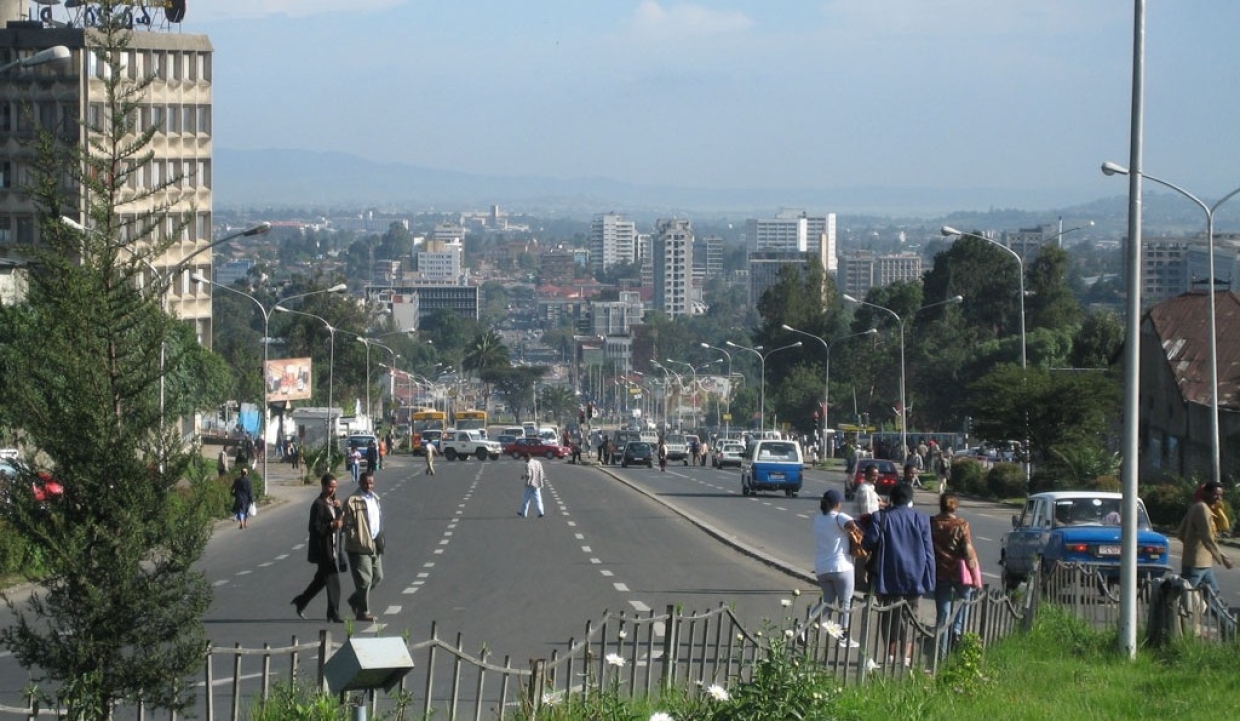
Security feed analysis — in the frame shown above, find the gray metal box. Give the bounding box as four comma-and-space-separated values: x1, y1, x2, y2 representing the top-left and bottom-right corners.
324, 637, 415, 694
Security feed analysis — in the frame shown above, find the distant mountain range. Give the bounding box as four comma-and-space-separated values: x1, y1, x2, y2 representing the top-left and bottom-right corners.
214, 148, 1102, 219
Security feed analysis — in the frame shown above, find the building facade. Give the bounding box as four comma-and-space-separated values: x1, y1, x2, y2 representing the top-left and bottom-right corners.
590, 212, 637, 274
0, 12, 215, 341
653, 218, 693, 318
838, 250, 924, 299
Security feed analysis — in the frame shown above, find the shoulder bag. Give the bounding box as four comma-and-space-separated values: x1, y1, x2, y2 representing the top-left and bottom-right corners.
837, 516, 869, 561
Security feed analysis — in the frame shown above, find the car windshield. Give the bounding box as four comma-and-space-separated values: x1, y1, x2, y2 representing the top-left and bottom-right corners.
1051, 497, 1151, 529
629, 443, 650, 452
756, 442, 798, 461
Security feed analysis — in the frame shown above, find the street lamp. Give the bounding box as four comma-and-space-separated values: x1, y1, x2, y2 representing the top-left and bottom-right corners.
191, 273, 346, 482
942, 227, 1026, 370
274, 307, 337, 454
0, 45, 70, 74
725, 341, 802, 434
842, 294, 963, 459
665, 358, 718, 431
1052, 218, 1095, 248
700, 343, 734, 437
1102, 161, 1240, 486
781, 325, 878, 457
356, 338, 396, 427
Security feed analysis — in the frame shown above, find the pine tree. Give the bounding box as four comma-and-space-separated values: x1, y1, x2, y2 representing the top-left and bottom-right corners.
0, 5, 214, 718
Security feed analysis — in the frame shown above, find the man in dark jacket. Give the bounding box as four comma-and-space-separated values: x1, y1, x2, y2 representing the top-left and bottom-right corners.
862, 483, 935, 666
291, 474, 345, 623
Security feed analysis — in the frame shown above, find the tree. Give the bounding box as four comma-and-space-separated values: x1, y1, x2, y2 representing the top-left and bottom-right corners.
0, 8, 215, 717
539, 386, 578, 426
463, 330, 510, 375
1025, 245, 1082, 332
483, 366, 549, 421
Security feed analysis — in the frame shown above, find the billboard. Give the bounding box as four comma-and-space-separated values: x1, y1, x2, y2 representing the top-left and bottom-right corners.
266, 357, 313, 402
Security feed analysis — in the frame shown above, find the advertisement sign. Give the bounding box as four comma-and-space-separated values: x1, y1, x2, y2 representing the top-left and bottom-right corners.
266, 357, 313, 402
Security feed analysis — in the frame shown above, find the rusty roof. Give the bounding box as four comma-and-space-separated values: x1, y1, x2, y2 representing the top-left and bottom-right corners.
1147, 291, 1240, 409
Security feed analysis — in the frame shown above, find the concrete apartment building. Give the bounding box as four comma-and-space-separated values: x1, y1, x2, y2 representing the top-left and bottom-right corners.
838, 250, 924, 299
653, 218, 693, 318
590, 212, 637, 274
0, 5, 214, 341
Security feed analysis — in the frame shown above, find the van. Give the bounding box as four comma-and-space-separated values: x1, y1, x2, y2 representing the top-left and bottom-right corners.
741, 440, 804, 497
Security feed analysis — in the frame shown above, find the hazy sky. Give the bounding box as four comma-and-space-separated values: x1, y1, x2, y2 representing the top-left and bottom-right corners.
186, 1, 1240, 210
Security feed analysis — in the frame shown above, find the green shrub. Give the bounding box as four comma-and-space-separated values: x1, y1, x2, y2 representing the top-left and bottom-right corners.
1140, 482, 1194, 529
1027, 467, 1064, 494
951, 459, 987, 496
986, 463, 1026, 498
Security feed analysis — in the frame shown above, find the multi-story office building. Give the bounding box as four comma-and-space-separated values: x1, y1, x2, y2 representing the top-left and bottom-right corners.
1140, 239, 1189, 308
1184, 235, 1240, 296
590, 291, 644, 336
0, 8, 214, 340
838, 250, 924, 299
748, 251, 811, 306
653, 218, 693, 318
415, 239, 463, 282
538, 250, 577, 287
746, 213, 807, 252
590, 212, 637, 274
1005, 226, 1050, 260
692, 235, 723, 285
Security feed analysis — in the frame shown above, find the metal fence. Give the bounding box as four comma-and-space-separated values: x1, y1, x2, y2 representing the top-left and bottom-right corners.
1, 565, 1233, 720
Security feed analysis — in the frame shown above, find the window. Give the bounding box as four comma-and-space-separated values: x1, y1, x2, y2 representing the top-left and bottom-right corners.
200, 53, 211, 82
0, 102, 9, 132
182, 105, 194, 134
196, 105, 210, 136
38, 102, 57, 132
15, 216, 33, 245
166, 104, 179, 133
0, 216, 9, 244
150, 105, 164, 132
150, 51, 164, 80
197, 160, 211, 189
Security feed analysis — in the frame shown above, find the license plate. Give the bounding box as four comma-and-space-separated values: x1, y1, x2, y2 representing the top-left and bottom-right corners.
769, 473, 785, 481
1098, 545, 1121, 556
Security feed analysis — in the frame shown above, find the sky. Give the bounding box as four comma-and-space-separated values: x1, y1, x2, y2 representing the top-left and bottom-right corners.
175, 1, 1240, 211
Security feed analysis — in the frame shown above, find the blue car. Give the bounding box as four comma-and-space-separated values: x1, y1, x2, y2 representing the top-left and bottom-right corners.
1000, 491, 1171, 591
740, 440, 804, 497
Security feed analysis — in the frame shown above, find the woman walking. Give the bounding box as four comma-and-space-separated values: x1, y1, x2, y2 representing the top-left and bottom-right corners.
231, 468, 254, 530
809, 489, 860, 648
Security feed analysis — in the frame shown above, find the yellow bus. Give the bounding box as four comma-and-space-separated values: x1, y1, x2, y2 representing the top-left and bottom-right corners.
453, 409, 488, 432
411, 409, 448, 455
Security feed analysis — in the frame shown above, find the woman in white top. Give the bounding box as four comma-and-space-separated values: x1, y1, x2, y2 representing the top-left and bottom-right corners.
811, 489, 860, 648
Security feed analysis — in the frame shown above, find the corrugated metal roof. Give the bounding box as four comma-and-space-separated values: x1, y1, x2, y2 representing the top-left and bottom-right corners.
1148, 291, 1240, 409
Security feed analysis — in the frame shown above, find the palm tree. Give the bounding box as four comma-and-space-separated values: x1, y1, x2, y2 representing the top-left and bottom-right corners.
463, 330, 510, 374
539, 386, 579, 427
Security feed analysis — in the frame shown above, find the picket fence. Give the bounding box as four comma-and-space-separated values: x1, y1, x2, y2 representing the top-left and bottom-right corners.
0, 562, 1232, 720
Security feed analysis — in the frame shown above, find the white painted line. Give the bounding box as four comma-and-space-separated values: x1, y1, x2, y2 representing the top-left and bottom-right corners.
383, 605, 401, 615
434, 549, 444, 554
629, 601, 650, 613
567, 521, 577, 527
581, 546, 592, 553
235, 570, 251, 576
575, 533, 585, 540
439, 539, 450, 545
423, 562, 436, 567
590, 558, 601, 564
444, 531, 454, 536
613, 583, 630, 592
212, 580, 228, 587
258, 562, 273, 567
600, 570, 613, 577
402, 587, 419, 595
276, 553, 292, 559
417, 573, 430, 579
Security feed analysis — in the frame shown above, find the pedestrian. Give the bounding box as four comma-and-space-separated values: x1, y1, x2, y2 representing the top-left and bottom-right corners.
931, 492, 982, 655
231, 468, 254, 530
349, 445, 363, 483
217, 446, 230, 477
366, 439, 379, 474
1178, 481, 1233, 598
291, 473, 346, 623
809, 489, 860, 648
862, 483, 935, 668
290, 440, 300, 470
854, 464, 883, 520
902, 462, 922, 489
657, 438, 668, 472
343, 469, 384, 622
424, 438, 436, 475
517, 454, 546, 518
699, 439, 710, 466
596, 432, 607, 462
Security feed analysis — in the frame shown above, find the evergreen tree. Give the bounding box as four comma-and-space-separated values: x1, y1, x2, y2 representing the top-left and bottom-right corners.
0, 8, 214, 717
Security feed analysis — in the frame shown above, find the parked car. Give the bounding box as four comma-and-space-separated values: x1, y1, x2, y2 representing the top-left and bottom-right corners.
503, 437, 570, 460
740, 440, 804, 497
621, 441, 654, 468
845, 459, 901, 499
1000, 491, 1171, 591
711, 441, 745, 469
0, 460, 64, 503
663, 434, 690, 465
496, 434, 518, 448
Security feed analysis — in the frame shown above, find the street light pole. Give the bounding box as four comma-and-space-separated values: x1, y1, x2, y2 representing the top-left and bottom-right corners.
356, 338, 396, 428
700, 343, 734, 437
192, 274, 345, 482
843, 295, 963, 459
941, 227, 1026, 370
725, 341, 802, 435
1102, 161, 1240, 487
0, 45, 70, 74
782, 325, 878, 457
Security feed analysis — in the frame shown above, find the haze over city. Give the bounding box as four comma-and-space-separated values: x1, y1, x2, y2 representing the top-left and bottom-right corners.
193, 1, 1240, 214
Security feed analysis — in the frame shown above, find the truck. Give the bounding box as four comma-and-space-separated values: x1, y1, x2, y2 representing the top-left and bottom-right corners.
441, 429, 503, 461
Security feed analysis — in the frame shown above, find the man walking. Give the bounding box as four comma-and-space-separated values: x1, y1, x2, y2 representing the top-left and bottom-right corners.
517, 454, 546, 518
291, 474, 346, 623
1179, 481, 1233, 598
862, 483, 935, 666
343, 470, 384, 622
424, 438, 436, 475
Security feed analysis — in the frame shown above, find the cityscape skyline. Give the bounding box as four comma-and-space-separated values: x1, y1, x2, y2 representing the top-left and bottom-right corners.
194, 1, 1240, 214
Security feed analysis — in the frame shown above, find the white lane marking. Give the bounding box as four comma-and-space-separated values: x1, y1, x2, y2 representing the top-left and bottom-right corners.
614, 583, 630, 592
258, 562, 273, 567
417, 572, 430, 579
235, 570, 251, 576
423, 562, 436, 568
629, 601, 650, 613
402, 587, 419, 594
590, 558, 602, 564
600, 570, 613, 577
575, 533, 585, 540
383, 605, 401, 615
276, 553, 292, 559
581, 546, 592, 553
212, 580, 228, 587
567, 521, 578, 527
434, 549, 444, 554
439, 539, 450, 545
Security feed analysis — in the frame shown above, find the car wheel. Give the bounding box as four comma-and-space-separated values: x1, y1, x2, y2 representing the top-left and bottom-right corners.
475, 448, 488, 461
622, 462, 628, 468
545, 451, 555, 460
444, 448, 457, 461
786, 490, 798, 497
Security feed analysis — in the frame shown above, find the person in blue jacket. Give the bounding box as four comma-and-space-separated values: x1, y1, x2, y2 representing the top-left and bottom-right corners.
862, 482, 935, 667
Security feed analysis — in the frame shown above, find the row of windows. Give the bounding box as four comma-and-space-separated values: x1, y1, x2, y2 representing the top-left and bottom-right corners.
88, 49, 211, 84
87, 103, 211, 136
0, 211, 212, 247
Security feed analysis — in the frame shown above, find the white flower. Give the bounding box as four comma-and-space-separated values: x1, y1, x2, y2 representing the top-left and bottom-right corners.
784, 629, 794, 638
820, 620, 844, 639
650, 713, 675, 721
605, 653, 626, 667
865, 658, 880, 672
706, 684, 730, 702
541, 690, 563, 706
780, 599, 792, 608
792, 588, 802, 597
618, 630, 628, 639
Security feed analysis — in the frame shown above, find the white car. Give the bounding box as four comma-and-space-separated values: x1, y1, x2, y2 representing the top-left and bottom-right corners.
711, 442, 745, 469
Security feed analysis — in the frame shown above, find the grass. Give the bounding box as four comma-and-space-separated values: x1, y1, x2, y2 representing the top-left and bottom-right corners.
829, 605, 1240, 720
